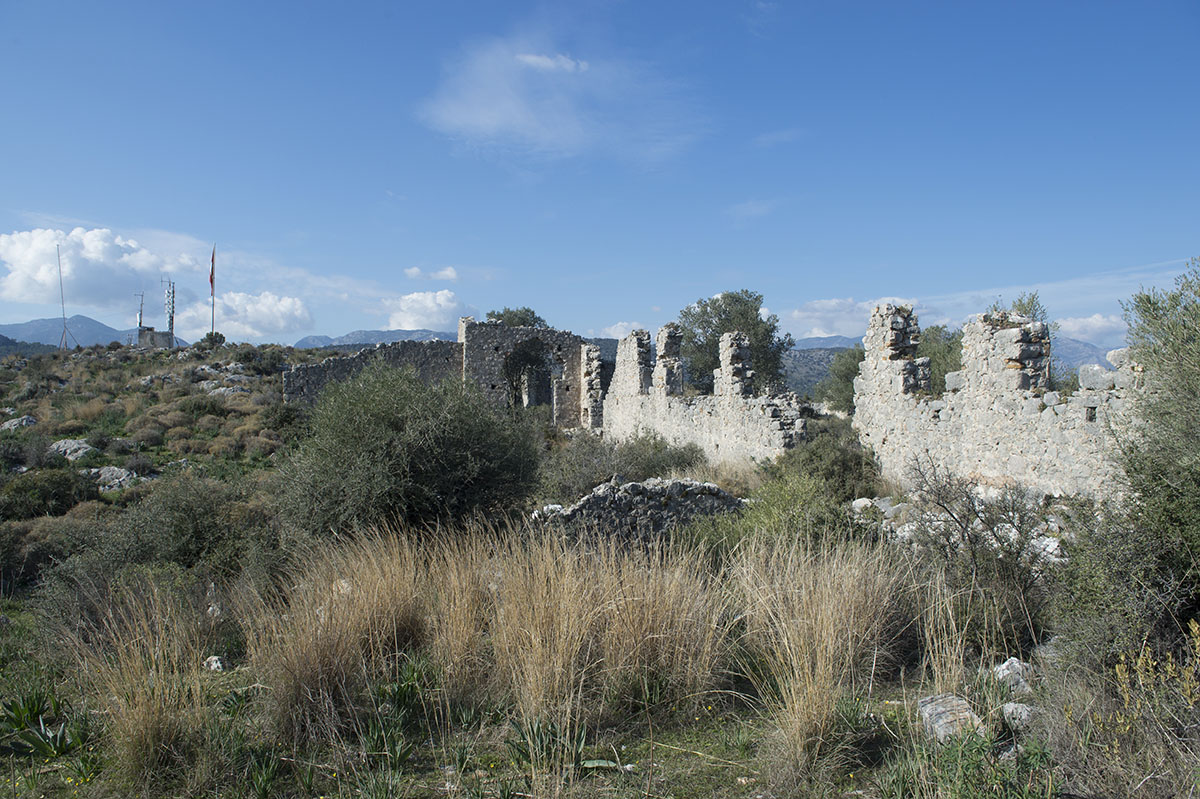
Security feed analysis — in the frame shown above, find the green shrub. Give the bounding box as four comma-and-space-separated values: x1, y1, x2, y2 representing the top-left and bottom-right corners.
537, 431, 705, 504
1053, 500, 1192, 666
279, 364, 540, 537
176, 394, 229, 419
769, 416, 878, 504
814, 345, 864, 413
915, 325, 962, 396
0, 468, 98, 520
686, 471, 856, 551
906, 459, 1051, 655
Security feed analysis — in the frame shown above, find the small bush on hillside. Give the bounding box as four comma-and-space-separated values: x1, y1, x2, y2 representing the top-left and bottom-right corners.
769, 416, 878, 504
538, 431, 705, 504
280, 364, 540, 537
0, 468, 98, 520
814, 345, 864, 413
687, 472, 858, 552
906, 459, 1052, 656
1053, 500, 1192, 667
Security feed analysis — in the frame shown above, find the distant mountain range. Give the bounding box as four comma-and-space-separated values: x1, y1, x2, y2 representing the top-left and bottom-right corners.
0, 315, 187, 348
0, 334, 55, 357
794, 335, 861, 350
294, 328, 457, 348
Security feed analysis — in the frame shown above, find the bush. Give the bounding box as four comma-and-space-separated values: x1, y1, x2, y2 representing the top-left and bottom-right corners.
537, 431, 705, 504
279, 364, 540, 537
905, 459, 1052, 656
915, 324, 962, 396
687, 471, 857, 552
0, 468, 98, 520
814, 345, 864, 413
769, 416, 878, 504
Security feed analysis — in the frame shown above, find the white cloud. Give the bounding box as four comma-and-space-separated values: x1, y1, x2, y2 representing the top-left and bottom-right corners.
177, 291, 312, 341
1057, 314, 1127, 348
725, 200, 775, 224
785, 296, 915, 339
0, 227, 203, 309
383, 290, 475, 330
515, 53, 588, 72
404, 265, 459, 281
420, 33, 696, 161
601, 321, 642, 338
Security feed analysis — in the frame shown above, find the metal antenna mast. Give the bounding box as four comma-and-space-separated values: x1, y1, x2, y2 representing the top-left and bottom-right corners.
56, 245, 78, 350
162, 277, 176, 343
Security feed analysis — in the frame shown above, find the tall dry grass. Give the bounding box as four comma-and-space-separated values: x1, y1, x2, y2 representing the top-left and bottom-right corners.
733, 538, 911, 773
246, 528, 735, 742
62, 578, 207, 784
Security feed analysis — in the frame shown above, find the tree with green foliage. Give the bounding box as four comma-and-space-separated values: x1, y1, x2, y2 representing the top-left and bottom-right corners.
280, 363, 540, 537
198, 331, 226, 350
486, 307, 547, 328
916, 325, 963, 395
815, 345, 864, 413
1054, 259, 1200, 664
1121, 258, 1200, 575
676, 290, 796, 394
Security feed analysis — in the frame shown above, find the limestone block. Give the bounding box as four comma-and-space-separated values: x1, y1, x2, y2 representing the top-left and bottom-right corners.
1078, 364, 1115, 391
944, 371, 965, 392
1106, 348, 1130, 369
1042, 391, 1061, 407
917, 694, 984, 743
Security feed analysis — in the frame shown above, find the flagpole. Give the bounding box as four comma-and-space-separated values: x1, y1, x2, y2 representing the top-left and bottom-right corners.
210, 244, 216, 335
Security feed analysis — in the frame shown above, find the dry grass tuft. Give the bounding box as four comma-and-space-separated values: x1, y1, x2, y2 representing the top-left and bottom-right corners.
63, 578, 207, 784
733, 539, 910, 774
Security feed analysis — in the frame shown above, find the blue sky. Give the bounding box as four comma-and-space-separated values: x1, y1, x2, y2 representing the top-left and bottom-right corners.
1, 0, 1196, 348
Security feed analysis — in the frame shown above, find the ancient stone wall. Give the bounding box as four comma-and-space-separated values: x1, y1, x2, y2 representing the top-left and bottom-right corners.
458, 318, 589, 428
853, 305, 1140, 497
603, 327, 806, 463
282, 340, 463, 404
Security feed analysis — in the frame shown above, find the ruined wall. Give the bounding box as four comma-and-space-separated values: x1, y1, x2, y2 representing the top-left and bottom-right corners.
603, 326, 806, 463
137, 328, 174, 349
282, 340, 463, 404
853, 305, 1140, 497
458, 318, 589, 428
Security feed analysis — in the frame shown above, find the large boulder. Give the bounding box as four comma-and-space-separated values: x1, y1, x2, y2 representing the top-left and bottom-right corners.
538, 477, 743, 536
0, 415, 37, 432
917, 694, 984, 743
48, 439, 97, 461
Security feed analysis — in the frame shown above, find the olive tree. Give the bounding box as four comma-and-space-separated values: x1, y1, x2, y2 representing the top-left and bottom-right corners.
676, 289, 795, 394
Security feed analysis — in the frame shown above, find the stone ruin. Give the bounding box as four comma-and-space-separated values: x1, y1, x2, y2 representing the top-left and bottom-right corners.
283, 318, 807, 464
853, 304, 1141, 497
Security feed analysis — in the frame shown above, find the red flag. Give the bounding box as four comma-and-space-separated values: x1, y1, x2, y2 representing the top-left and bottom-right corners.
209, 245, 215, 297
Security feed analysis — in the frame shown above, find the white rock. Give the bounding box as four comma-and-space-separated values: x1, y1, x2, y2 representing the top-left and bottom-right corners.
49, 439, 97, 461
0, 415, 37, 431
994, 657, 1034, 696
203, 655, 227, 672
917, 694, 984, 743
1002, 702, 1037, 735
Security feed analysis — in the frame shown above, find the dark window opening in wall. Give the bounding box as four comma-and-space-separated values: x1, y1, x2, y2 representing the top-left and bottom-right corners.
1085, 407, 1097, 422
502, 339, 556, 409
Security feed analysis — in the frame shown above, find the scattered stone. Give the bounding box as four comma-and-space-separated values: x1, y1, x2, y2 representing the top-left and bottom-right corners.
0, 407, 14, 416
83, 466, 137, 492
539, 477, 744, 536
994, 657, 1035, 696
203, 655, 227, 672
209, 386, 250, 397
1002, 702, 1037, 735
917, 694, 984, 743
851, 497, 874, 514
49, 439, 97, 461
0, 415, 37, 432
